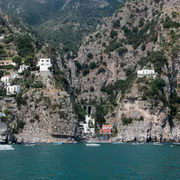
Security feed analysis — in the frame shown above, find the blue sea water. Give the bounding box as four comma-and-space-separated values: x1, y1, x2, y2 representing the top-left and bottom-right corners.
0, 143, 180, 180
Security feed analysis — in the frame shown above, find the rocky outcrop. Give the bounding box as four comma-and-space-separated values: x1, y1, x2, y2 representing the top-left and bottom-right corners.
71, 0, 180, 142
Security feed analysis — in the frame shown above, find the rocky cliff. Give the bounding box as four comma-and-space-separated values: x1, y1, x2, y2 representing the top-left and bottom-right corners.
0, 14, 78, 143
70, 0, 180, 142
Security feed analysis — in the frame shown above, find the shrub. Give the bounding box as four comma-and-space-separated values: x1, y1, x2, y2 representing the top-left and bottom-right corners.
12, 56, 22, 66
32, 81, 44, 88
15, 94, 27, 107
106, 40, 122, 52
116, 47, 128, 56
97, 67, 105, 74
163, 16, 180, 29
75, 61, 82, 70
12, 120, 26, 134
113, 20, 121, 28
110, 30, 118, 39
83, 69, 90, 76
122, 117, 133, 125
87, 53, 93, 59
0, 88, 6, 97
90, 62, 97, 69
15, 34, 34, 57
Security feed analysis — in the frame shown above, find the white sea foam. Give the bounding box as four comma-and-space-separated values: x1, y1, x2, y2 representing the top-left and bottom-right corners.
0, 145, 14, 150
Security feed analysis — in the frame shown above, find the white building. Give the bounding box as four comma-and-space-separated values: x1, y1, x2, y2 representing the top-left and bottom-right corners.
6, 85, 21, 95
1, 75, 11, 85
1, 73, 19, 86
80, 115, 95, 135
137, 69, 156, 78
18, 64, 29, 74
37, 58, 52, 72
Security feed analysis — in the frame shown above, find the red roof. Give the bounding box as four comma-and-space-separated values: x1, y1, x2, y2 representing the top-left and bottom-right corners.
102, 124, 112, 129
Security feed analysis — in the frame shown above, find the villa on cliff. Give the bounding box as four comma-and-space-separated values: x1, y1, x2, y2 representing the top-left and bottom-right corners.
18, 64, 29, 74
1, 73, 19, 86
37, 58, 52, 72
6, 85, 21, 95
79, 115, 95, 135
137, 69, 156, 78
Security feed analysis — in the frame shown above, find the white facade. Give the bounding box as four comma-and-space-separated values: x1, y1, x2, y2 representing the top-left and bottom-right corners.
1, 75, 10, 85
6, 85, 21, 95
80, 115, 95, 135
18, 64, 29, 73
1, 73, 19, 85
37, 58, 52, 72
137, 69, 156, 78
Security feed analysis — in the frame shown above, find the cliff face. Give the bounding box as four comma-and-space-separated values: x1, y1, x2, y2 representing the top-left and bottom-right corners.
71, 0, 180, 142
0, 15, 78, 143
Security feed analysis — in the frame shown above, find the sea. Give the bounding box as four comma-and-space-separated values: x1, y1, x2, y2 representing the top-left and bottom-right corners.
0, 143, 180, 180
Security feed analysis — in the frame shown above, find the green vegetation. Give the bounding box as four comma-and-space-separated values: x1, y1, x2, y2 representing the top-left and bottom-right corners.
113, 19, 121, 28
95, 104, 109, 127
83, 69, 90, 76
12, 120, 26, 134
89, 62, 97, 69
101, 70, 135, 96
12, 56, 22, 66
15, 34, 34, 57
138, 51, 167, 74
74, 104, 86, 121
163, 16, 180, 29
0, 88, 6, 97
15, 94, 27, 107
110, 30, 118, 39
32, 81, 44, 88
106, 40, 123, 52
122, 117, 133, 125
87, 53, 93, 59
142, 78, 167, 105
122, 18, 158, 49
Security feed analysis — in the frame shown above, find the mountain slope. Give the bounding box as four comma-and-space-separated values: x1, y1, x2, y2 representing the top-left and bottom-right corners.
0, 14, 78, 143
0, 0, 124, 52
70, 0, 180, 142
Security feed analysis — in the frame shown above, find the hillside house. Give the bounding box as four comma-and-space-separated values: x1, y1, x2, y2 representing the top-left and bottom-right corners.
99, 124, 113, 135
6, 85, 21, 95
1, 75, 11, 85
79, 115, 95, 135
37, 58, 52, 72
1, 73, 19, 86
137, 69, 156, 78
0, 60, 16, 66
18, 64, 29, 73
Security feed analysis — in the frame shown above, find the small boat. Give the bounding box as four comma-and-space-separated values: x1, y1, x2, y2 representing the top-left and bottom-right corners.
52, 142, 63, 145
86, 143, 101, 147
25, 144, 35, 147
153, 142, 163, 146
113, 142, 124, 144
0, 145, 14, 150
132, 142, 144, 145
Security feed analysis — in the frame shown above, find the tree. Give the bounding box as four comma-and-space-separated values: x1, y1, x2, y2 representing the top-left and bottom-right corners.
12, 56, 22, 66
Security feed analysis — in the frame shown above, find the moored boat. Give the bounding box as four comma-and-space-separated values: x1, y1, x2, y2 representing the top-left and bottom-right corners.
153, 142, 163, 146
86, 143, 101, 147
113, 142, 124, 144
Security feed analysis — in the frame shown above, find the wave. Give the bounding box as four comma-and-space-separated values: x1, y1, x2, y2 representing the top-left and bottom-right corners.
0, 145, 14, 151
